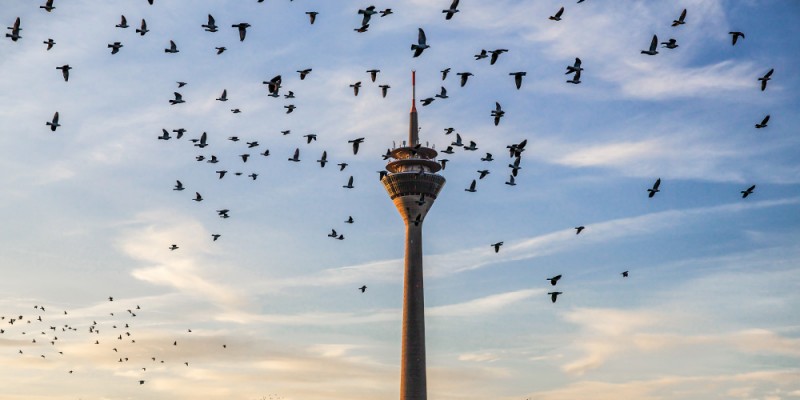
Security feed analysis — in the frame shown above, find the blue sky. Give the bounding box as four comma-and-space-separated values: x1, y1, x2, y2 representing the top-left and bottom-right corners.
1, 0, 799, 399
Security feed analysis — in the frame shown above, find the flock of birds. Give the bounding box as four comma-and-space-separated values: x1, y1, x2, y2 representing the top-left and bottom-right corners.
2, 0, 776, 394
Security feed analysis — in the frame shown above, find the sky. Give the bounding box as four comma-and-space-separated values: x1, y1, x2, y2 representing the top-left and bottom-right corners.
1, 0, 799, 399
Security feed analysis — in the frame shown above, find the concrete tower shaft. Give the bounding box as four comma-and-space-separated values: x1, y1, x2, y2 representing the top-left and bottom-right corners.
380, 71, 445, 400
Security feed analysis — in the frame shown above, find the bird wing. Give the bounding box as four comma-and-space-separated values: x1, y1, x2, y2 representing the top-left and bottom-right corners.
555, 7, 564, 17
653, 178, 661, 190
418, 28, 426, 45
650, 35, 658, 51
52, 112, 59, 123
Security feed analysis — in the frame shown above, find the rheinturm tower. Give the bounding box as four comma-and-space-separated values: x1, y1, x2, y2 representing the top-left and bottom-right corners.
381, 71, 446, 400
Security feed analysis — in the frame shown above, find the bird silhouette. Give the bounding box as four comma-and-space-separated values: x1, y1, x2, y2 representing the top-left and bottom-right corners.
288, 148, 300, 162
549, 7, 564, 21
758, 68, 774, 91
672, 9, 687, 26
547, 275, 562, 286
232, 23, 251, 41
108, 42, 123, 54
350, 81, 361, 96
367, 69, 380, 82
5, 17, 21, 42
173, 181, 185, 191
661, 38, 678, 49
348, 138, 365, 154
491, 242, 503, 253
465, 179, 477, 192
755, 115, 770, 129
43, 38, 55, 50
575, 226, 585, 234
729, 31, 745, 46
170, 92, 185, 105
443, 0, 460, 20
621, 271, 629, 278
306, 12, 318, 25
509, 72, 527, 89
116, 15, 128, 29
379, 84, 390, 98
216, 89, 228, 101
566, 70, 582, 84
647, 178, 661, 198
40, 0, 55, 12
481, 153, 494, 162
358, 285, 367, 293
202, 14, 218, 32
411, 28, 429, 57
741, 185, 756, 198
505, 174, 516, 186
164, 40, 179, 53
477, 170, 490, 179
343, 176, 354, 189
489, 49, 508, 65
566, 58, 583, 75
56, 65, 72, 82
297, 69, 312, 80
457, 72, 473, 87
491, 102, 505, 126
317, 151, 328, 167
136, 19, 148, 36
641, 35, 659, 55
548, 292, 562, 303
46, 112, 60, 131
193, 192, 203, 202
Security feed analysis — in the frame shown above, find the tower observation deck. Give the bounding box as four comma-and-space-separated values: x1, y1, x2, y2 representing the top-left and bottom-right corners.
381, 71, 445, 400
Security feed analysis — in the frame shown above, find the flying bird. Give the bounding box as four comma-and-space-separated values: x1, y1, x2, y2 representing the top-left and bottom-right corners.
621, 271, 629, 278
491, 102, 505, 126
509, 156, 522, 176
56, 65, 71, 82
358, 285, 367, 293
641, 35, 659, 55
306, 12, 318, 25
411, 28, 429, 57
741, 185, 756, 198
46, 112, 60, 131
505, 174, 517, 186
348, 138, 365, 155
672, 9, 687, 26
116, 15, 128, 29
477, 170, 490, 179
420, 97, 435, 106
457, 72, 473, 87
202, 14, 218, 32
661, 38, 678, 49
173, 180, 184, 191
755, 115, 770, 129
345, 216, 354, 224
288, 148, 300, 162
358, 6, 378, 26
43, 38, 55, 50
380, 9, 393, 17
297, 69, 312, 80
474, 49, 488, 60
379, 84, 390, 98
232, 23, 251, 41
441, 68, 451, 80
136, 19, 148, 35
350, 81, 361, 96
575, 226, 585, 234
465, 179, 477, 192
481, 153, 494, 162
548, 292, 562, 303
284, 105, 296, 114
216, 89, 228, 101
40, 0, 55, 12
729, 31, 745, 46
193, 192, 203, 202
647, 178, 661, 198
343, 176, 354, 189
509, 72, 526, 89
215, 47, 226, 55
758, 68, 774, 91
165, 40, 179, 53
489, 49, 508, 65
170, 92, 185, 105
491, 242, 504, 253
549, 7, 564, 21
5, 17, 21, 42
194, 132, 208, 148
157, 129, 171, 140
566, 58, 583, 74
435, 86, 448, 99
547, 275, 562, 286
367, 69, 380, 82
443, 0, 460, 20
108, 42, 123, 54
